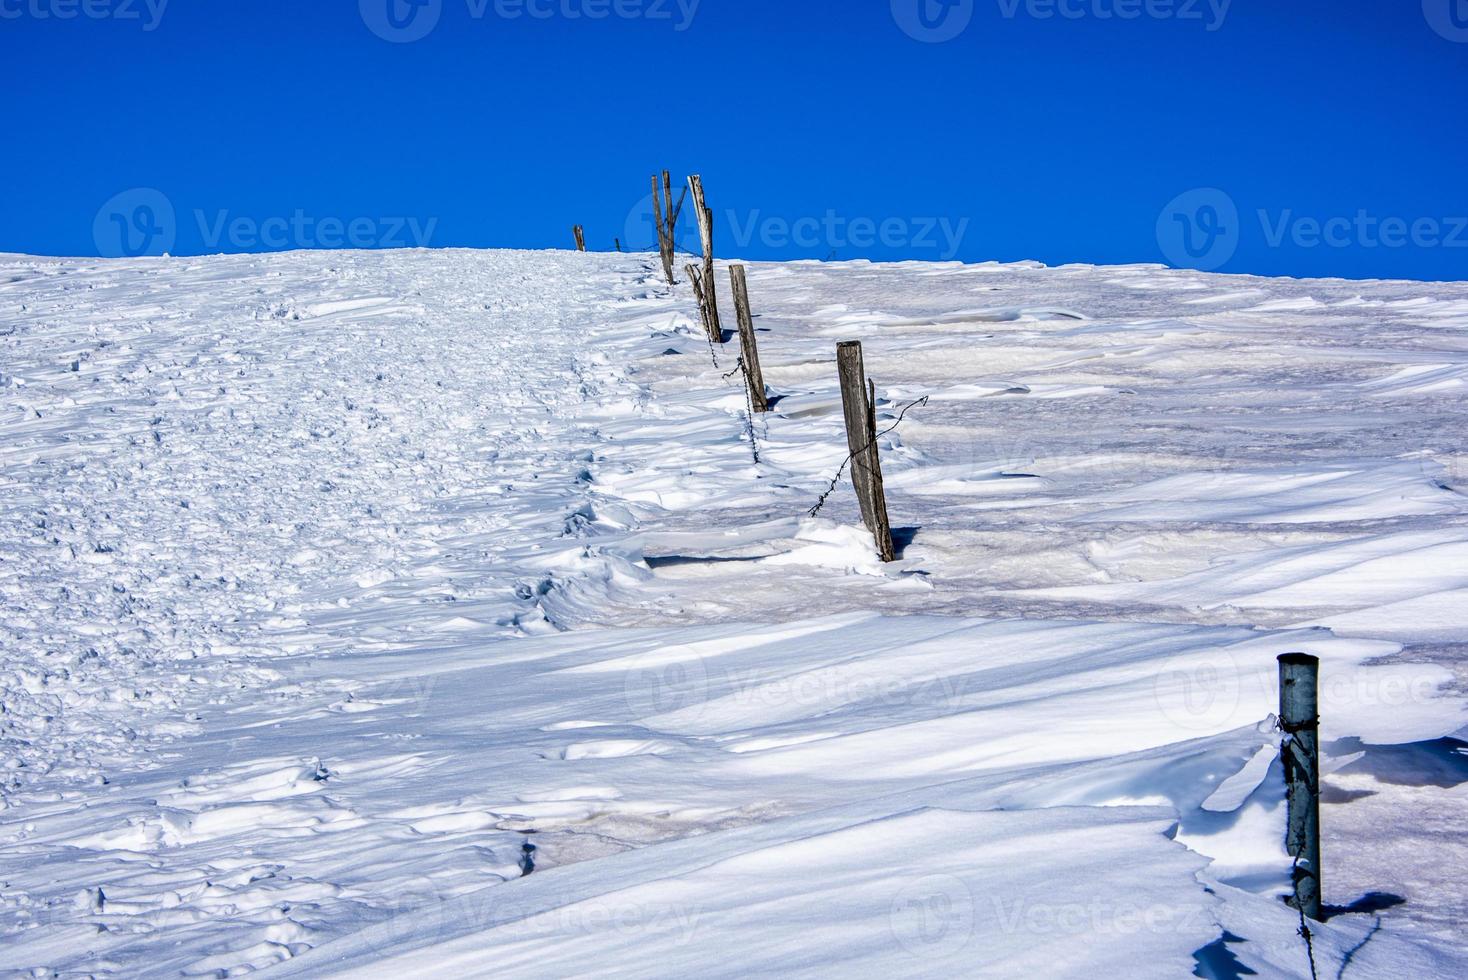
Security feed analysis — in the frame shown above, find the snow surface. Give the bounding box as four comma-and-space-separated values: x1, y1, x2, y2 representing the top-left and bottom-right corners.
2, 249, 1468, 978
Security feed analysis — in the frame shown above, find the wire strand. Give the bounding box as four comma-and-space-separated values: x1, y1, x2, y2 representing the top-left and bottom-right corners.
808, 394, 928, 518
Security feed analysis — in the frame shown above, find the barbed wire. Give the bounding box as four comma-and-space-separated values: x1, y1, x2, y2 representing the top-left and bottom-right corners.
720, 355, 761, 465
1278, 721, 1321, 980
808, 394, 928, 518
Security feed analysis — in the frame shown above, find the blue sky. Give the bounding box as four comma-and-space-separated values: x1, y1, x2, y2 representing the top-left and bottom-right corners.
3, 0, 1467, 280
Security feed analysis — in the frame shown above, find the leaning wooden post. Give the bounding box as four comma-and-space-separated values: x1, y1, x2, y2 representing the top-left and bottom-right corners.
686, 262, 713, 342
687, 175, 721, 339
835, 341, 895, 562
729, 265, 769, 413
1279, 653, 1323, 921
573, 225, 587, 252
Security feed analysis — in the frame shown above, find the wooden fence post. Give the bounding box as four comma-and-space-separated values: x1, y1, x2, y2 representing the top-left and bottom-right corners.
573, 225, 586, 252
729, 265, 769, 413
1279, 653, 1323, 921
687, 175, 721, 339
652, 175, 669, 279
836, 341, 895, 562
653, 171, 686, 285
687, 262, 715, 343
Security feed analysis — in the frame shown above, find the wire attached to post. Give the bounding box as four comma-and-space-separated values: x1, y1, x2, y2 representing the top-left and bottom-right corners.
1277, 719, 1322, 980
808, 394, 928, 518
721, 356, 760, 465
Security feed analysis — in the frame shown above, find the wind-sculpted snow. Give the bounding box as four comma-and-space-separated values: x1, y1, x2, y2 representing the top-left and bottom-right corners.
1, 250, 1467, 977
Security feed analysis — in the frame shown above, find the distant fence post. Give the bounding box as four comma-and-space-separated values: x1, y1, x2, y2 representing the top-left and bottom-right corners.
1279, 652, 1323, 921
573, 225, 587, 252
836, 341, 895, 562
653, 171, 685, 285
729, 265, 769, 413
687, 175, 721, 339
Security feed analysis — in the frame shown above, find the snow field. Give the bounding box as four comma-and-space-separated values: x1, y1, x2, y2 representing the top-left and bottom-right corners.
2, 249, 1467, 977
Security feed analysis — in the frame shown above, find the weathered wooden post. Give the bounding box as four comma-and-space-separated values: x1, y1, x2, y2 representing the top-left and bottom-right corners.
687, 175, 721, 339
652, 171, 686, 285
1279, 653, 1322, 921
573, 225, 587, 252
836, 341, 895, 562
686, 262, 714, 343
729, 265, 769, 413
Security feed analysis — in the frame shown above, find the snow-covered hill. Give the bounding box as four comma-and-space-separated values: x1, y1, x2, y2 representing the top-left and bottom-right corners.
2, 249, 1466, 978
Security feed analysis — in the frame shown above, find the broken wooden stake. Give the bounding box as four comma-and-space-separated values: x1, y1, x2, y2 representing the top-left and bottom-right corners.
687, 262, 715, 343
573, 225, 586, 252
687, 175, 721, 339
729, 265, 768, 413
836, 341, 895, 562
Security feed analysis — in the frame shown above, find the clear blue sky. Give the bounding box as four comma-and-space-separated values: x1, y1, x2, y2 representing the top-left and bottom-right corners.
4, 0, 1467, 281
